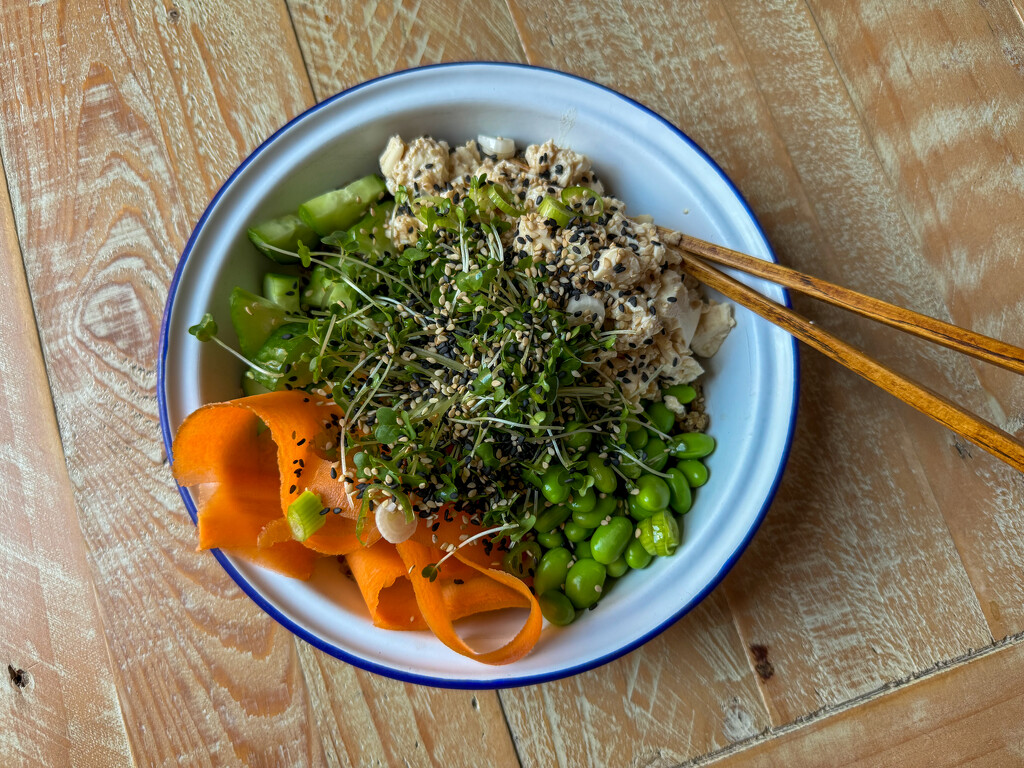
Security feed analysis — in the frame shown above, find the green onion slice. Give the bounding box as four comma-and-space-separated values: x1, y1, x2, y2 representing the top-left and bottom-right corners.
538, 196, 573, 227
487, 183, 525, 216
638, 510, 680, 557
287, 490, 327, 542
561, 186, 604, 221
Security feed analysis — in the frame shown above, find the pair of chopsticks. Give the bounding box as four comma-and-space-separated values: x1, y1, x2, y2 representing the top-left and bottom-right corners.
657, 228, 1024, 474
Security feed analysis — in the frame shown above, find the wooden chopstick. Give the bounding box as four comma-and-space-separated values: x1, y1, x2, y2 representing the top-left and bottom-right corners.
669, 246, 1024, 473
659, 228, 1024, 376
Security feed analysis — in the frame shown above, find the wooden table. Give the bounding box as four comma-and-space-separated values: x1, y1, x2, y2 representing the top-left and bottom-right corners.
4, 2, 1024, 766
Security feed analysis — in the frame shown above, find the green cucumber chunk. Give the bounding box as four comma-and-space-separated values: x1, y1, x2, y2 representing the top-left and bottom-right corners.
298, 174, 387, 236
247, 213, 318, 264
250, 322, 315, 391
262, 273, 300, 314
229, 286, 286, 358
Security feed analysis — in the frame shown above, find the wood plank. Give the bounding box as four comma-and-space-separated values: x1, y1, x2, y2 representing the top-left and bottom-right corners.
500, 591, 770, 766
503, 0, 993, 729
0, 147, 134, 766
295, 644, 520, 768
709, 638, 1024, 767
287, 0, 527, 102
803, 0, 1024, 640
0, 2, 325, 765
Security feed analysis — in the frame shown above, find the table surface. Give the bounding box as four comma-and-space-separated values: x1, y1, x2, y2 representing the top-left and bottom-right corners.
3, 2, 1024, 766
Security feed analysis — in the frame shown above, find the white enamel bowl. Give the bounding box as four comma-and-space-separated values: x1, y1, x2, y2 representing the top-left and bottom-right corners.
159, 63, 798, 688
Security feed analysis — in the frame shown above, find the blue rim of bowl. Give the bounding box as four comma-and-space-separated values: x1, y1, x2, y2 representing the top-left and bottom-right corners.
158, 61, 799, 689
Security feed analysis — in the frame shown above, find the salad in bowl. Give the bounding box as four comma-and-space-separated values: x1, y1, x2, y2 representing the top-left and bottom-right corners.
172, 133, 735, 663
159, 62, 797, 687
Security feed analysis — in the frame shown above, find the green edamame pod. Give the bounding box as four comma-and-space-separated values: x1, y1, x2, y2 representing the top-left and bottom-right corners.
564, 421, 593, 452
541, 465, 571, 504
636, 475, 671, 512
229, 286, 286, 357
536, 530, 565, 549
665, 467, 693, 514
565, 558, 607, 609
539, 590, 576, 626
625, 538, 653, 569
643, 437, 669, 471
533, 547, 573, 597
678, 458, 709, 487
646, 401, 675, 434
567, 487, 597, 515
534, 504, 571, 533
628, 493, 656, 521
664, 384, 697, 404
626, 426, 648, 450
668, 432, 716, 459
590, 517, 634, 565
298, 174, 387, 236
606, 556, 630, 578
563, 521, 591, 543
586, 453, 617, 494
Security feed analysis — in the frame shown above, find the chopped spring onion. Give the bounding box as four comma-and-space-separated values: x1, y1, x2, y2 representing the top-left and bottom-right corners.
488, 183, 525, 216
538, 196, 573, 227
561, 185, 604, 221
637, 510, 680, 557
287, 490, 327, 542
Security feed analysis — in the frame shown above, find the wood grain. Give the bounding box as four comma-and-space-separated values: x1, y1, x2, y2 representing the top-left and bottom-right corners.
500, 591, 770, 767
0, 2, 326, 765
804, 0, 1024, 641
504, 0, 993, 727
0, 147, 134, 767
287, 0, 527, 102
709, 638, 1024, 767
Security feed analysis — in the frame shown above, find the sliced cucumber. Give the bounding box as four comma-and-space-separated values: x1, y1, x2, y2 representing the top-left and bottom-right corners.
229, 287, 286, 358
249, 323, 316, 391
263, 273, 300, 314
247, 213, 318, 264
298, 174, 387, 236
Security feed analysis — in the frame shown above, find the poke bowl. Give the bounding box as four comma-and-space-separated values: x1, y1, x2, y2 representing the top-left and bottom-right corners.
158, 62, 798, 688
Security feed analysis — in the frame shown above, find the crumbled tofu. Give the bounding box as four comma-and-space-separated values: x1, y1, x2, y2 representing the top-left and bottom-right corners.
378, 133, 735, 406
691, 302, 735, 357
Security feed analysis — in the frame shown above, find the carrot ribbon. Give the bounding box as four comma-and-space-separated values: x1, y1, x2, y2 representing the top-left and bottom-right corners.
170, 390, 540, 664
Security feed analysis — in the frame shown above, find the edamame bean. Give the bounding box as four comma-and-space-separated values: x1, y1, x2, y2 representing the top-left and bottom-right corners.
563, 521, 591, 543
664, 384, 697, 404
665, 467, 693, 514
643, 437, 669, 471
625, 538, 653, 569
565, 558, 607, 609
586, 452, 618, 494
567, 487, 597, 514
574, 539, 592, 560
541, 465, 571, 503
668, 432, 716, 459
533, 547, 573, 596
534, 504, 571, 533
606, 556, 630, 578
646, 401, 676, 434
627, 426, 648, 450
539, 590, 576, 626
627, 493, 655, 520
636, 475, 671, 512
573, 502, 607, 528
590, 517, 634, 564
564, 420, 593, 452
537, 530, 565, 549
677, 458, 709, 487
